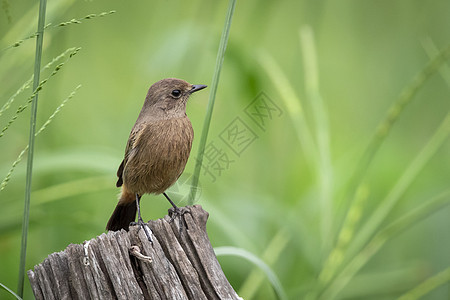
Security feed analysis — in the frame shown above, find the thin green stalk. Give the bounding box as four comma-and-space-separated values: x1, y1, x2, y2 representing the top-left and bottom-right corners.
0, 47, 80, 118
0, 47, 79, 119
348, 45, 450, 196
238, 229, 289, 299
299, 26, 333, 257
3, 10, 115, 51
17, 0, 47, 296
323, 44, 450, 291
215, 246, 288, 300
0, 47, 80, 138
340, 45, 450, 228
189, 0, 236, 204
0, 282, 22, 300
316, 111, 450, 298
257, 50, 317, 166
346, 112, 450, 261
0, 79, 33, 118
421, 38, 450, 84
318, 185, 370, 285
0, 85, 81, 191
317, 42, 450, 299
319, 189, 450, 300
397, 267, 450, 300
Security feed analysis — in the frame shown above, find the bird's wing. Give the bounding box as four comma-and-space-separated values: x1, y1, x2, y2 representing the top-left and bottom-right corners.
116, 159, 124, 187
116, 123, 147, 187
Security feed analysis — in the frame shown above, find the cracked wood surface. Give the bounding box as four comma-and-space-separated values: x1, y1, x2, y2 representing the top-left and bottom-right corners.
28, 205, 241, 300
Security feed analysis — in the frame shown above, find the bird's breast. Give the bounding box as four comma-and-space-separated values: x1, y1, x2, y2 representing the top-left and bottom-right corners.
123, 117, 194, 195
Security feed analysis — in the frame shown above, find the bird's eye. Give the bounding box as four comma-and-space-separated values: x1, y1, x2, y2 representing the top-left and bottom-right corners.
171, 89, 182, 98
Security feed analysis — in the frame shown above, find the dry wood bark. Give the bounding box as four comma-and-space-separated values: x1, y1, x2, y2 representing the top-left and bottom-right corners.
28, 205, 241, 300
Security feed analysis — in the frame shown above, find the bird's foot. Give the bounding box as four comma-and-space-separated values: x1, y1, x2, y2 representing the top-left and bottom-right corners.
168, 206, 190, 221
130, 217, 153, 242
168, 206, 190, 232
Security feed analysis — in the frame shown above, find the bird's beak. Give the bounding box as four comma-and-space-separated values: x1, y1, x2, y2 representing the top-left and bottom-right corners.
190, 84, 207, 93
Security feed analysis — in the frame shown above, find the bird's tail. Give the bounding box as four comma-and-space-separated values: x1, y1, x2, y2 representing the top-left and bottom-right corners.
106, 187, 137, 231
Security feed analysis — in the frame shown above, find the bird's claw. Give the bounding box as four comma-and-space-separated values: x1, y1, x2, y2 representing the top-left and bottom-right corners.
131, 218, 153, 242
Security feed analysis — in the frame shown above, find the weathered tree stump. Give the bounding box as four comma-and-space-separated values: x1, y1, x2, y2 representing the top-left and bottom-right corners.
27, 205, 241, 300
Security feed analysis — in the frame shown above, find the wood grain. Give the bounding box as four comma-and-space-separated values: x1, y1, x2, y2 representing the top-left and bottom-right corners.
28, 205, 241, 300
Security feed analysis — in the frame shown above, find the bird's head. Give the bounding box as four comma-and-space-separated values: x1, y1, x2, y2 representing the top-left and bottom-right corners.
143, 78, 207, 119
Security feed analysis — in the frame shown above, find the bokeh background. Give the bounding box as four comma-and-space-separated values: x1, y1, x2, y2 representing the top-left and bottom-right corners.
1, 1, 450, 299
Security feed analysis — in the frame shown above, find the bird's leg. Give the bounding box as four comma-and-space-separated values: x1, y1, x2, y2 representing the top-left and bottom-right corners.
135, 194, 153, 242
163, 192, 189, 231
163, 192, 179, 210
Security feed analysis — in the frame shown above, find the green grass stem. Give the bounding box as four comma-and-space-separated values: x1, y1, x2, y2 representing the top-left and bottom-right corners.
0, 47, 80, 138
319, 189, 450, 300
299, 26, 334, 257
0, 47, 79, 118
215, 246, 288, 300
2, 11, 115, 51
0, 79, 33, 118
189, 0, 236, 204
319, 111, 450, 297
346, 111, 450, 262
0, 282, 22, 300
397, 267, 450, 300
322, 44, 450, 289
353, 44, 450, 185
17, 0, 47, 296
238, 229, 289, 299
257, 50, 318, 168
421, 38, 450, 84
316, 45, 450, 298
316, 111, 450, 298
344, 44, 450, 210
1, 85, 81, 191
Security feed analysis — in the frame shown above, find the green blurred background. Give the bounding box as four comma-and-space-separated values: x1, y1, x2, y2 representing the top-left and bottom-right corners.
1, 1, 449, 299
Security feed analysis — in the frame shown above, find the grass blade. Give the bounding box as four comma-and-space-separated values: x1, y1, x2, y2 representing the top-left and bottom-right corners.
0, 282, 22, 300
238, 229, 290, 299
319, 44, 450, 291
2, 10, 115, 51
215, 246, 288, 300
398, 267, 450, 300
0, 47, 80, 139
421, 38, 450, 84
339, 44, 450, 229
0, 85, 81, 191
347, 44, 450, 195
17, 0, 47, 296
319, 189, 450, 299
319, 113, 450, 296
0, 47, 79, 119
346, 112, 450, 261
257, 50, 317, 167
189, 0, 236, 204
299, 26, 334, 257
317, 111, 450, 297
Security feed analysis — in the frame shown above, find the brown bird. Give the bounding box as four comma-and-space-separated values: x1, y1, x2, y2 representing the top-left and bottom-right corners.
106, 78, 207, 236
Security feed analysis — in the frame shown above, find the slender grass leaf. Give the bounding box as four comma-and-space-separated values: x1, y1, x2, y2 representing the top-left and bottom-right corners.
215, 246, 288, 300
17, 0, 47, 296
0, 47, 80, 138
319, 189, 450, 299
0, 282, 22, 300
397, 267, 450, 300
257, 50, 318, 168
189, 0, 236, 204
299, 26, 334, 257
238, 229, 289, 299
2, 11, 115, 51
347, 112, 450, 262
1, 85, 81, 191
